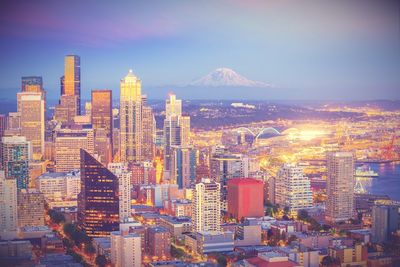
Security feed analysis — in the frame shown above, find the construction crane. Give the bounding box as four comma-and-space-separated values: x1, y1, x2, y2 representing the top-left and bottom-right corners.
382, 134, 398, 160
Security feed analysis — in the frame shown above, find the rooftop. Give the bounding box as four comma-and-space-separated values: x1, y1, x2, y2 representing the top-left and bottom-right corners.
227, 177, 264, 185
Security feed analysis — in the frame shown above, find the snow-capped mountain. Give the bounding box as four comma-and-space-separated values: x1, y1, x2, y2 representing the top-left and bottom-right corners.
189, 67, 271, 88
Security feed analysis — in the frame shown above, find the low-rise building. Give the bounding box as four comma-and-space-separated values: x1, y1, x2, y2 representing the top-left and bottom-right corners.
235, 224, 262, 247
328, 244, 368, 267
147, 226, 171, 259
185, 231, 234, 255
159, 215, 192, 237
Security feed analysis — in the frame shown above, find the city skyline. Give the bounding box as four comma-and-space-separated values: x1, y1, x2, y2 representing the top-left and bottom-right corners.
0, 1, 399, 101
0, 2, 399, 267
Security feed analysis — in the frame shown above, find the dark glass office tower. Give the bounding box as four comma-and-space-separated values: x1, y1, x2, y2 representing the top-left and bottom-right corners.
21, 76, 43, 92
78, 149, 119, 237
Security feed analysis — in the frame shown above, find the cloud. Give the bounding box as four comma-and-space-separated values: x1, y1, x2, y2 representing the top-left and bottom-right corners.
0, 1, 179, 47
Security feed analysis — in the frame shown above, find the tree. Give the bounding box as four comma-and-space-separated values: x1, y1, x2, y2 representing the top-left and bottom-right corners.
283, 206, 290, 215
84, 243, 96, 255
171, 246, 186, 259
70, 251, 83, 263
48, 209, 65, 224
297, 209, 309, 221
321, 255, 340, 267
95, 255, 107, 267
216, 254, 227, 267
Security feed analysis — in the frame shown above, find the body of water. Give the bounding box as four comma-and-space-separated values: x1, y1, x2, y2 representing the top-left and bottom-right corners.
358, 162, 400, 201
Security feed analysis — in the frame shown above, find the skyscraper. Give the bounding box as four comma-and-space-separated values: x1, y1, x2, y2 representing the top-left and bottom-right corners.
165, 94, 182, 118
371, 202, 400, 243
326, 151, 355, 223
275, 164, 313, 214
78, 149, 119, 237
170, 146, 196, 189
111, 231, 142, 267
54, 94, 78, 125
17, 91, 45, 160
1, 136, 30, 190
120, 70, 142, 163
21, 76, 43, 92
108, 163, 132, 222
227, 178, 264, 220
63, 55, 81, 115
163, 114, 181, 179
179, 115, 191, 146
142, 99, 155, 161
192, 178, 221, 232
92, 90, 113, 164
17, 189, 45, 227
210, 151, 251, 210
54, 127, 94, 172
0, 170, 18, 233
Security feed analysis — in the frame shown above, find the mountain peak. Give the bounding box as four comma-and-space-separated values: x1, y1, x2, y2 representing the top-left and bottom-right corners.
189, 68, 271, 88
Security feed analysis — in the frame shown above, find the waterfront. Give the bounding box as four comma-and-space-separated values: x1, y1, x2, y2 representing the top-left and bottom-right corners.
359, 162, 400, 201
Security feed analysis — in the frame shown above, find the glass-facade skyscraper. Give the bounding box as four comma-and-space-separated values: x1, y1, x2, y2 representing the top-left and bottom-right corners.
91, 90, 113, 164
21, 76, 43, 93
64, 55, 81, 115
78, 149, 119, 237
1, 136, 30, 190
119, 70, 142, 163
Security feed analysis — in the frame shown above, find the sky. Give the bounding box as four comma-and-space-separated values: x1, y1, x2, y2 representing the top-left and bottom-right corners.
0, 0, 399, 101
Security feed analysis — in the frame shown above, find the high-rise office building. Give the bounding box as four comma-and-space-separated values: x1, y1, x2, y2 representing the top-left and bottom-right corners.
210, 151, 252, 210
170, 146, 196, 189
60, 76, 65, 95
63, 55, 81, 115
111, 231, 141, 267
17, 189, 45, 227
0, 170, 18, 233
108, 163, 132, 222
371, 202, 400, 243
147, 226, 171, 259
142, 102, 155, 161
163, 94, 192, 180
1, 136, 30, 190
17, 92, 45, 160
78, 149, 119, 237
120, 70, 142, 163
326, 152, 355, 223
227, 178, 264, 220
54, 127, 94, 172
163, 114, 181, 179
275, 164, 313, 214
54, 94, 78, 125
179, 115, 191, 146
0, 114, 8, 145
92, 90, 113, 164
192, 178, 221, 232
6, 112, 21, 136
165, 94, 182, 118
21, 76, 43, 93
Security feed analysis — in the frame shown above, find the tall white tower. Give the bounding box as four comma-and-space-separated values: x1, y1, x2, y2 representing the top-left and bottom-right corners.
192, 178, 221, 232
108, 163, 132, 222
275, 164, 313, 214
326, 151, 355, 223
